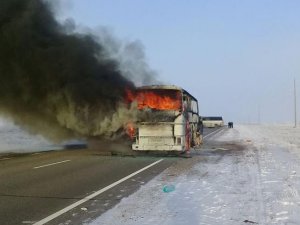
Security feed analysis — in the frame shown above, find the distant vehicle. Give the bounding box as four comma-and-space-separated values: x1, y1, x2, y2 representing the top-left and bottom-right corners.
202, 116, 224, 128
126, 85, 201, 152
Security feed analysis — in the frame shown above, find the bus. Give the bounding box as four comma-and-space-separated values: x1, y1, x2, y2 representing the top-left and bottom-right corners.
202, 116, 224, 128
126, 85, 201, 152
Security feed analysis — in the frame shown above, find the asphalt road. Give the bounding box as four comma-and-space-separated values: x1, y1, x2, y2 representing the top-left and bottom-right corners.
203, 126, 223, 137
0, 127, 223, 225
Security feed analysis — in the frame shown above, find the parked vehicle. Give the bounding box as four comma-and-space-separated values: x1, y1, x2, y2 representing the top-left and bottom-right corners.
202, 116, 224, 128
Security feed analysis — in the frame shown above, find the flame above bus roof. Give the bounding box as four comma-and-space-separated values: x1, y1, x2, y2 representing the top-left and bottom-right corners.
126, 86, 182, 110
137, 85, 198, 102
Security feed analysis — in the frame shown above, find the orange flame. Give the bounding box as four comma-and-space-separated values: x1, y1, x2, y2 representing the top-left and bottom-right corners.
125, 122, 135, 139
126, 89, 181, 110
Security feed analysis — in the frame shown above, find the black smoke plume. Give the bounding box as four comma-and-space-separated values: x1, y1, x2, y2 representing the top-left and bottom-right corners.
0, 0, 137, 140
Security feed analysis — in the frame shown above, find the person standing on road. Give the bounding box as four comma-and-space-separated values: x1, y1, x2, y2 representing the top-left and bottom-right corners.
195, 119, 204, 146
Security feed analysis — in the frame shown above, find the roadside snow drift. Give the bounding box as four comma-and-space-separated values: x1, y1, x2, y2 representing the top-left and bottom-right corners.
87, 124, 300, 225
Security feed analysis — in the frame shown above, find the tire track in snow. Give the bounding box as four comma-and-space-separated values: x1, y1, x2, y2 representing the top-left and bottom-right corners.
255, 145, 300, 224
253, 147, 267, 225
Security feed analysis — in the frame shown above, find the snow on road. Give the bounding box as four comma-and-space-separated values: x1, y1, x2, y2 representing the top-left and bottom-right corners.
88, 124, 300, 225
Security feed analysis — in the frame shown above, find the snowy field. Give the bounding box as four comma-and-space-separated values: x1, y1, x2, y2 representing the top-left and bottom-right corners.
88, 124, 300, 225
0, 119, 57, 153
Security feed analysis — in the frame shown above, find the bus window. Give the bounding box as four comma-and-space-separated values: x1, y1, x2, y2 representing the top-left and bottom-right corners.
191, 100, 198, 114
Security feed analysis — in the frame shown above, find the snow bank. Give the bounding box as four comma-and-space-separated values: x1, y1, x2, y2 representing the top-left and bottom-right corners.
0, 119, 54, 153
234, 125, 300, 224
238, 124, 300, 149
87, 124, 300, 225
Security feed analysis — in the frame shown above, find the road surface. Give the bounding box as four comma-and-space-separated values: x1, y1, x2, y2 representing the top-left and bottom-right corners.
0, 127, 223, 225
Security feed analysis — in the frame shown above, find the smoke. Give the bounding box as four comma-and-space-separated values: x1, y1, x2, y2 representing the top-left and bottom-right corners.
77, 26, 160, 86
0, 0, 148, 141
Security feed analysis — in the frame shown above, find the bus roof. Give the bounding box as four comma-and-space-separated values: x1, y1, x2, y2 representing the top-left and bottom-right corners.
138, 85, 183, 91
137, 85, 198, 102
202, 116, 223, 121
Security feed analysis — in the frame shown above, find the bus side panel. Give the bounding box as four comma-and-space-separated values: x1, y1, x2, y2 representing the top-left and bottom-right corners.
174, 115, 185, 148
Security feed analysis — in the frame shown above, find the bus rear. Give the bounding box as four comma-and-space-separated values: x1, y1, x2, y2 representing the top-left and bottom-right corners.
126, 85, 200, 152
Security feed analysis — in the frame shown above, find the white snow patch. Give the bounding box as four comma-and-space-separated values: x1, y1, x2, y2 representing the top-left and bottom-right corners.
0, 119, 64, 153
88, 124, 300, 225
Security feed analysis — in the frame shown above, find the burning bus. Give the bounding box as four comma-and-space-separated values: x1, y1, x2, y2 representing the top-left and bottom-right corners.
126, 85, 201, 152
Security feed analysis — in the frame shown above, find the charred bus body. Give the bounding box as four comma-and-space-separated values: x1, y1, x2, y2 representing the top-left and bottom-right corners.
127, 85, 201, 152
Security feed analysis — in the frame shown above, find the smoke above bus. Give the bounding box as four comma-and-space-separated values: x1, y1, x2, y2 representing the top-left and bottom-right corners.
0, 0, 157, 141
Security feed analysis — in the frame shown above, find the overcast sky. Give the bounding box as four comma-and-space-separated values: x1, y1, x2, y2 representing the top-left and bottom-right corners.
58, 0, 300, 124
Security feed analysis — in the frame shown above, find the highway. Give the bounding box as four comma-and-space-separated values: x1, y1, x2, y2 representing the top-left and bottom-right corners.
0, 127, 223, 225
